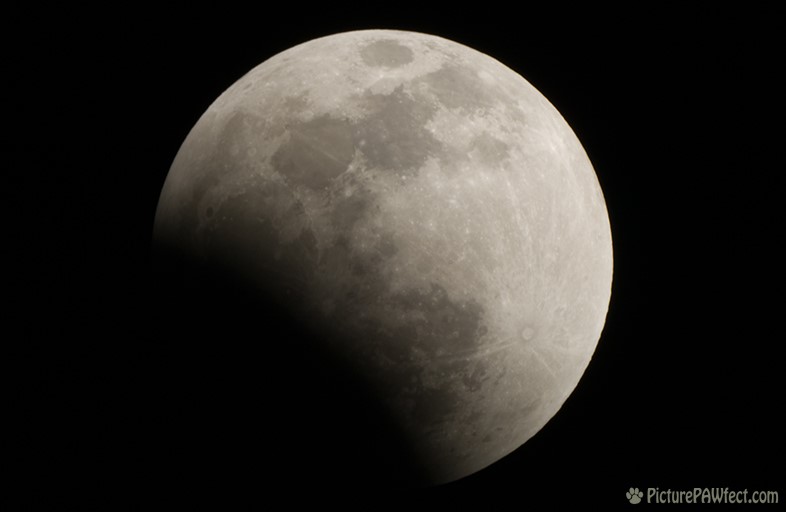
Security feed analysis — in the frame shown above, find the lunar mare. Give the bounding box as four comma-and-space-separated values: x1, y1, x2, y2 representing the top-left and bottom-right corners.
155, 30, 613, 485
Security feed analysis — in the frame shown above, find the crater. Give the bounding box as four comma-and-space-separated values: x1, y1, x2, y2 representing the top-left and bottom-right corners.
360, 39, 414, 68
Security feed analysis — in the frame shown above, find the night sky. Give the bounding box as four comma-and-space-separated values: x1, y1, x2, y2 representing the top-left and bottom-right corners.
8, 5, 783, 508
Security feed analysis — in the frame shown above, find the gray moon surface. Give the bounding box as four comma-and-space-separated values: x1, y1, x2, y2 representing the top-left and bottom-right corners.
154, 29, 613, 485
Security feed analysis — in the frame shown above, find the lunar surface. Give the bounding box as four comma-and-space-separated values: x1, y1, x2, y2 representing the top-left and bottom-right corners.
154, 30, 613, 486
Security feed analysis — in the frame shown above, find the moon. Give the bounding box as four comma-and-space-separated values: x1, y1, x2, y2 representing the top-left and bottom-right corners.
154, 30, 612, 486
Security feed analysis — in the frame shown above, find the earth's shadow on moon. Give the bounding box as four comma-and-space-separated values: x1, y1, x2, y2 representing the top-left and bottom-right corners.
149, 242, 433, 494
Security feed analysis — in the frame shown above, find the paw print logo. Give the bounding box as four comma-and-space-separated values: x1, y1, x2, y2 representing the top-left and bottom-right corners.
626, 487, 644, 504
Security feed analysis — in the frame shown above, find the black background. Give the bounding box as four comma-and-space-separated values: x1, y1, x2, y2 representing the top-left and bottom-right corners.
8, 4, 784, 508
